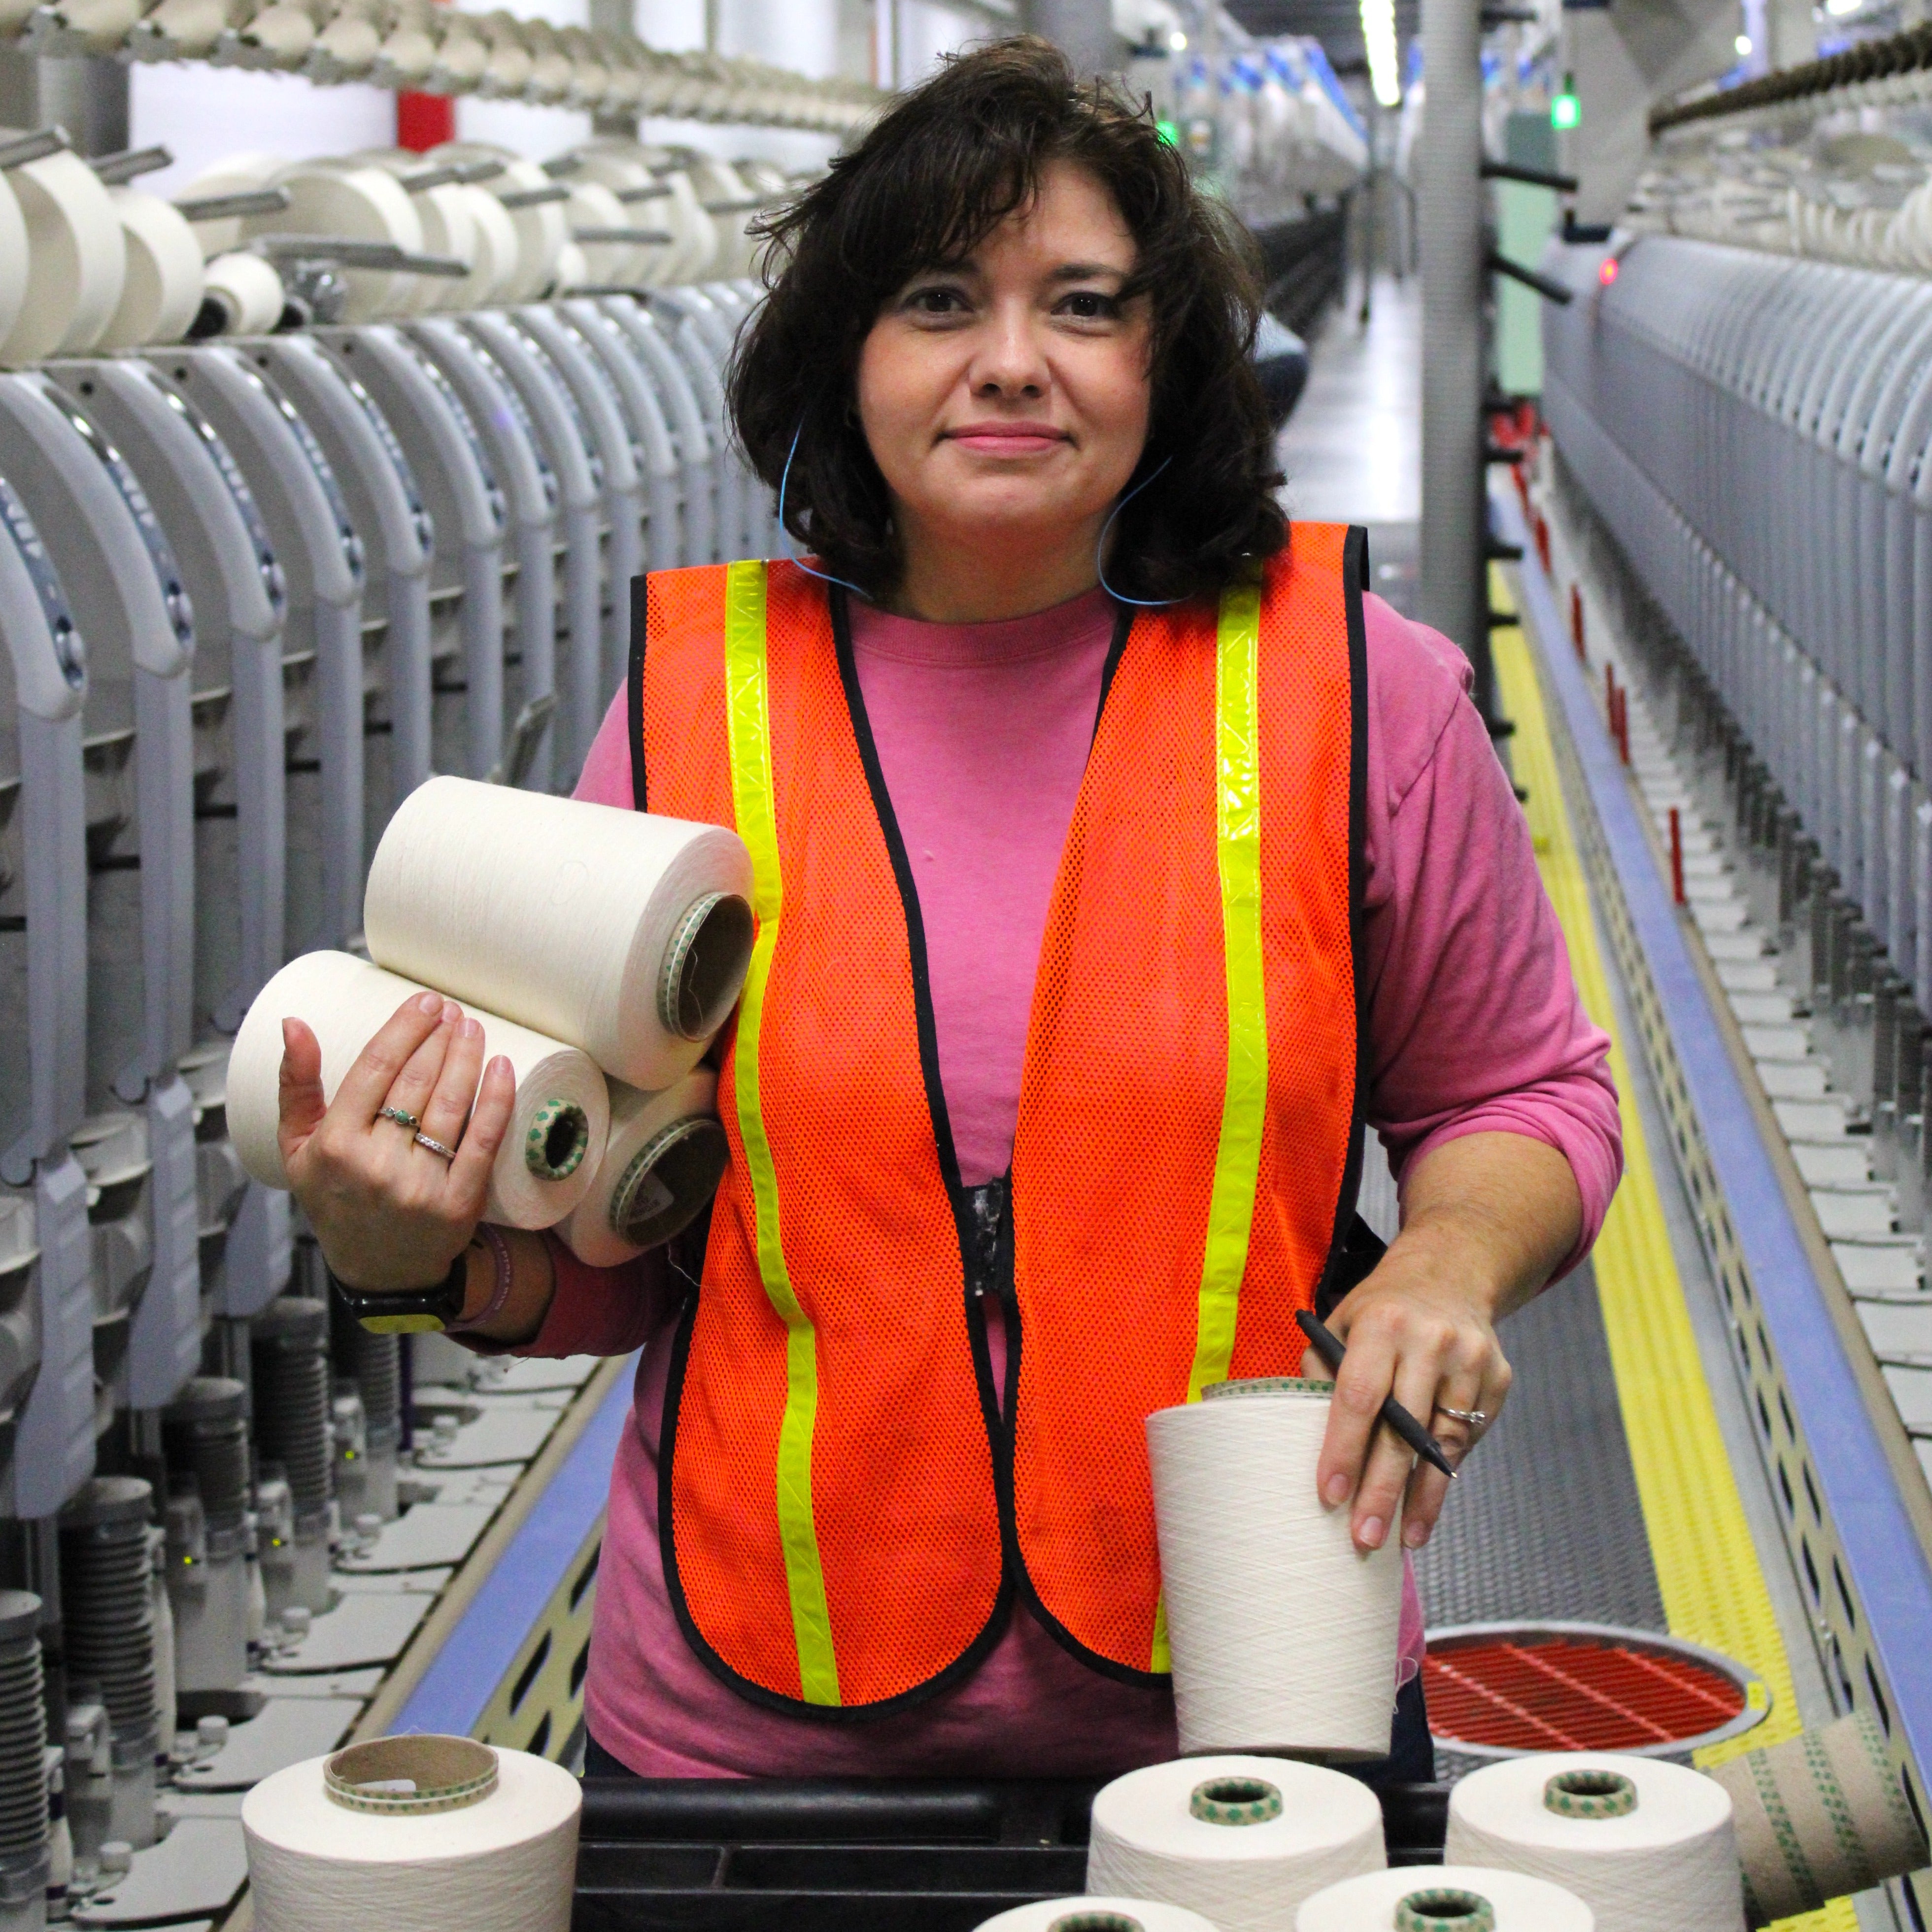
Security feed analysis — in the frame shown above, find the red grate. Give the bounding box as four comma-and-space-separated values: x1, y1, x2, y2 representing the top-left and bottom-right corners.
1424, 1635, 1748, 1753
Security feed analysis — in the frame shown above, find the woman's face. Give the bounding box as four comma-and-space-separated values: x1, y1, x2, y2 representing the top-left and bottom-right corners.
856, 159, 1153, 574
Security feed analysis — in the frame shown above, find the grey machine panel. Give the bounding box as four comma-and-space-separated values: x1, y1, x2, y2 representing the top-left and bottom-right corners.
514, 304, 644, 770
455, 311, 602, 792
0, 372, 202, 1452
145, 346, 367, 957
0, 475, 92, 1515
650, 287, 750, 560
46, 357, 292, 1323
314, 324, 511, 788
248, 335, 434, 843
561, 297, 682, 576
598, 297, 715, 569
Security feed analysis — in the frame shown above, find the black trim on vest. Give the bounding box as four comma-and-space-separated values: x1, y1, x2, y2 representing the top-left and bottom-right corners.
1311, 526, 1374, 1318
662, 552, 1367, 1715
655, 579, 1014, 1725
828, 585, 1025, 1589
1092, 601, 1133, 741
988, 598, 1173, 1691
627, 572, 648, 813
1014, 540, 1370, 1688
658, 1288, 1016, 1725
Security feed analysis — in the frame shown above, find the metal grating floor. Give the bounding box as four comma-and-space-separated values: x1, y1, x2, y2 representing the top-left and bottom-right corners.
1414, 1257, 1667, 1635
1423, 1635, 1743, 1753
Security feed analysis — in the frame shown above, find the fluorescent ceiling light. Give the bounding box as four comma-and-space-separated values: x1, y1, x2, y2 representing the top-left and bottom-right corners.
1361, 0, 1401, 105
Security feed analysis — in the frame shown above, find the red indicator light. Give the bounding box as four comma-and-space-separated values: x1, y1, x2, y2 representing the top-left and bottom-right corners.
1599, 257, 1620, 286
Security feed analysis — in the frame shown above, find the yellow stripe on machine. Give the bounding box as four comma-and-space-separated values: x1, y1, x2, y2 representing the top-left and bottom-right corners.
722, 558, 840, 1708
1491, 575, 1853, 1932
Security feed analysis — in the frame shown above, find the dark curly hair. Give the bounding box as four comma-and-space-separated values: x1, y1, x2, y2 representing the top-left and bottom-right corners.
727, 35, 1286, 607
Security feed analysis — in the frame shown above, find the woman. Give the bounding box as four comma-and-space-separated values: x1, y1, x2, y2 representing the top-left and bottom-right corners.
282, 40, 1621, 1779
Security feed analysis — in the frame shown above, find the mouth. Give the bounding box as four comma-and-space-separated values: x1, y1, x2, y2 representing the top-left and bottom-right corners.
942, 425, 1072, 457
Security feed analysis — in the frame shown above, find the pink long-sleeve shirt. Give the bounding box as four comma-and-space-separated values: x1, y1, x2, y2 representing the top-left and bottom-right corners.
535, 584, 1621, 1779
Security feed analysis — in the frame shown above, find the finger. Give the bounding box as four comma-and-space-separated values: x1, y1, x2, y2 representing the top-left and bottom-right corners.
333, 991, 448, 1123
419, 1012, 485, 1149
1401, 1461, 1453, 1547
375, 1003, 462, 1137
1353, 1340, 1448, 1551
444, 1054, 516, 1217
277, 1019, 329, 1168
1400, 1369, 1486, 1549
1426, 1345, 1491, 1458
1317, 1316, 1398, 1512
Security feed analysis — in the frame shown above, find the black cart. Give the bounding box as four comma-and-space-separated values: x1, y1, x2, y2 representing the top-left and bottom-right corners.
575, 1777, 1452, 1930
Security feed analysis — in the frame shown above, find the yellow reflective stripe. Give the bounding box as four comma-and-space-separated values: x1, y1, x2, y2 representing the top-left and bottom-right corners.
1190, 575, 1270, 1400
1152, 577, 1272, 1673
721, 559, 840, 1707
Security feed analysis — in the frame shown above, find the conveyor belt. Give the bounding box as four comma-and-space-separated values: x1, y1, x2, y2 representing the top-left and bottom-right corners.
1488, 571, 1802, 1765
1481, 523, 1914, 1927
1415, 1263, 1665, 1633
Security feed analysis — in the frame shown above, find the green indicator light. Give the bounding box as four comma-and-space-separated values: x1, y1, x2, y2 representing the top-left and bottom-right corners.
1552, 69, 1580, 130
1156, 117, 1179, 145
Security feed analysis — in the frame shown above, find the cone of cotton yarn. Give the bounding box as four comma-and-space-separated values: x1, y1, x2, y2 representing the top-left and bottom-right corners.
97, 188, 204, 349
1295, 1865, 1594, 1932
244, 1736, 577, 1932
197, 250, 286, 337
225, 950, 608, 1230
1446, 1754, 1739, 1932
973, 1898, 1222, 1932
1708, 1713, 1928, 1922
1086, 1756, 1385, 1932
555, 1069, 726, 1265
363, 778, 755, 1092
0, 136, 126, 363
1146, 1380, 1403, 1758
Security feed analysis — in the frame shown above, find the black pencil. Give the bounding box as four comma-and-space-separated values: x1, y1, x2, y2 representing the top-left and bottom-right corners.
1293, 1308, 1459, 1482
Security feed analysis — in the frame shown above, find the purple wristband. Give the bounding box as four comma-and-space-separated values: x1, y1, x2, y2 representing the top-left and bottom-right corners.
444, 1224, 513, 1333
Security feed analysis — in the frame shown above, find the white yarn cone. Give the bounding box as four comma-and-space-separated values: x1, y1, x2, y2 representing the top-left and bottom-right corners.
1087, 1755, 1385, 1932
975, 1900, 1221, 1932
1296, 1864, 1594, 1931
1448, 1754, 1741, 1932
1147, 1380, 1403, 1758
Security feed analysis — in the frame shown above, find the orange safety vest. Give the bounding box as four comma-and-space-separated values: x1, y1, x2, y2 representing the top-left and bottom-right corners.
632, 526, 1367, 1717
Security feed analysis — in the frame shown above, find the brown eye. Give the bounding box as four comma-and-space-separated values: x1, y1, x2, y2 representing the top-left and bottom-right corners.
1060, 291, 1120, 320
909, 286, 966, 315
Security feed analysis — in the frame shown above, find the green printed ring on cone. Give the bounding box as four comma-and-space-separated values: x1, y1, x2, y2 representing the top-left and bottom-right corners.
1189, 1775, 1285, 1826
1395, 1888, 1497, 1932
1543, 1768, 1639, 1819
1202, 1375, 1336, 1399
524, 1098, 591, 1181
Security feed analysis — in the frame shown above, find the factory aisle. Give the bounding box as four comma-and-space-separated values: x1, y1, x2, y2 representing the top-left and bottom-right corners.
1276, 271, 1420, 524
1277, 272, 1421, 616
1272, 271, 1892, 1918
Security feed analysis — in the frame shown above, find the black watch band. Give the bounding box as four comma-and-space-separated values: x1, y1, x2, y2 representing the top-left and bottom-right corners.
328, 1250, 470, 1335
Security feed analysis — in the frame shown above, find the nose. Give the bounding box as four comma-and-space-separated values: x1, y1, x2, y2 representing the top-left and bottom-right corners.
967, 298, 1050, 402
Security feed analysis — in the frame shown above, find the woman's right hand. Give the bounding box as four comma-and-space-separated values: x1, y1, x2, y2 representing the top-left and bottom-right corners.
277, 989, 517, 1292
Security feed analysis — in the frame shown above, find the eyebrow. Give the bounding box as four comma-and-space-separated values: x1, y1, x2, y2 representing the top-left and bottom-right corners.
908, 257, 1131, 283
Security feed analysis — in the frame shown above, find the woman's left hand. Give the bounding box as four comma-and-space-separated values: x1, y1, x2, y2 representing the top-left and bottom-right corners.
1313, 1130, 1585, 1553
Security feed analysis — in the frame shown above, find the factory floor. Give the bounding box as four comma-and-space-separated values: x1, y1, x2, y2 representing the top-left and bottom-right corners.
1274, 277, 1899, 1930
1278, 270, 1421, 623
